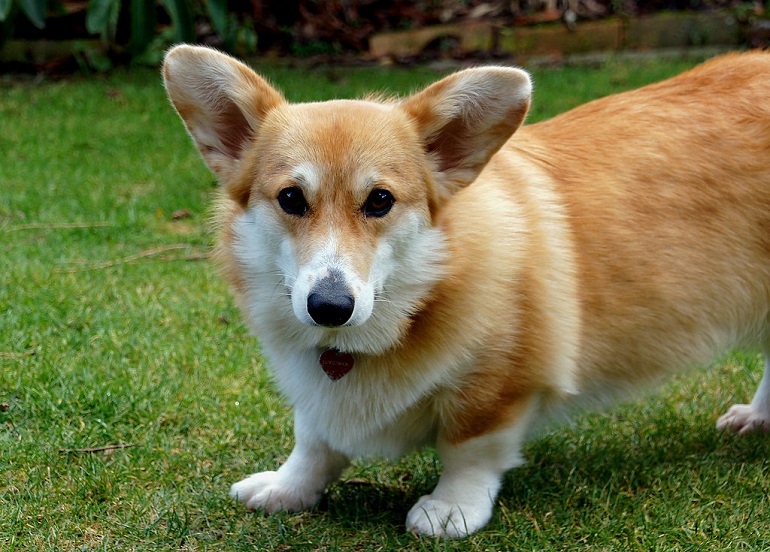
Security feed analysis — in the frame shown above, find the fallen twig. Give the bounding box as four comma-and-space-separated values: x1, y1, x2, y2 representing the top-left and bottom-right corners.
59, 443, 137, 454
0, 350, 36, 358
3, 221, 112, 233
157, 252, 212, 262
56, 244, 209, 273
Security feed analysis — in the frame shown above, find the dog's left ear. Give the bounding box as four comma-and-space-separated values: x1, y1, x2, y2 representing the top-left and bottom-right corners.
400, 66, 531, 200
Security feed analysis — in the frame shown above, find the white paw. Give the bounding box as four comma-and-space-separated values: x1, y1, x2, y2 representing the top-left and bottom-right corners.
405, 494, 492, 538
716, 404, 770, 434
229, 471, 320, 513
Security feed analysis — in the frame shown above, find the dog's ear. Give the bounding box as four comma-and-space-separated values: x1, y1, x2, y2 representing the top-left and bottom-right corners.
400, 67, 531, 200
163, 45, 285, 200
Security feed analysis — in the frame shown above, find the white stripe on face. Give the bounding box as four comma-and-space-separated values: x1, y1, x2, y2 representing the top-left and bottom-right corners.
289, 232, 376, 328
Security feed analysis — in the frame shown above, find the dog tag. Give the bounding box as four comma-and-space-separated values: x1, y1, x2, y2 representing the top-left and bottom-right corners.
320, 349, 354, 381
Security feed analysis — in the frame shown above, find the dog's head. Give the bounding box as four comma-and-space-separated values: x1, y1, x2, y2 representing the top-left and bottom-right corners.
163, 45, 531, 354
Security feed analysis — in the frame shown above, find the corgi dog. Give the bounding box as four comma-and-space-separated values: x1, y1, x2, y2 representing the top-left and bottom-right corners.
163, 45, 770, 538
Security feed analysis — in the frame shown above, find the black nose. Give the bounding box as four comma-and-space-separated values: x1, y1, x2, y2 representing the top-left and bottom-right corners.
307, 271, 355, 327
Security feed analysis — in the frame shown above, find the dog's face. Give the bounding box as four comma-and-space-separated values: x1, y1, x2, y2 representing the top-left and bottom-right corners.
232, 100, 447, 353
163, 46, 531, 354
245, 101, 435, 328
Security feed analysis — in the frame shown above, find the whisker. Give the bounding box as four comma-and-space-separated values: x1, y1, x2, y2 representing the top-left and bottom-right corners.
235, 268, 285, 277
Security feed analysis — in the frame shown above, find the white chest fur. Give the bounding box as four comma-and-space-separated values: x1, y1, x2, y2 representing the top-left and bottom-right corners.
265, 345, 454, 458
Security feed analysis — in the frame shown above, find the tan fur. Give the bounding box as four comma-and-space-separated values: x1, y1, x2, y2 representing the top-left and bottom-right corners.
526, 54, 770, 391
434, 53, 770, 438
164, 47, 770, 538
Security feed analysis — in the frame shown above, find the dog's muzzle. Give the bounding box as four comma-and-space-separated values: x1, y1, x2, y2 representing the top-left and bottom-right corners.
306, 269, 355, 327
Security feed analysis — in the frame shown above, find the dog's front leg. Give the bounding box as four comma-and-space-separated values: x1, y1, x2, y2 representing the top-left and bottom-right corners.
406, 398, 539, 538
230, 410, 350, 513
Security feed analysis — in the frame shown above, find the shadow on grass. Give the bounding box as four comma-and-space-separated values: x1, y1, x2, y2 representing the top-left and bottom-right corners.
319, 458, 439, 532
304, 408, 770, 537
501, 407, 770, 520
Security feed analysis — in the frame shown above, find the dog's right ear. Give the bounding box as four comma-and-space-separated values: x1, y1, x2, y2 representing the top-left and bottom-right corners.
163, 45, 285, 202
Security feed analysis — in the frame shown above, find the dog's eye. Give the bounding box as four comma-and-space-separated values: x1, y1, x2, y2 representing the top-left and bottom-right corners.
363, 189, 395, 218
278, 186, 308, 217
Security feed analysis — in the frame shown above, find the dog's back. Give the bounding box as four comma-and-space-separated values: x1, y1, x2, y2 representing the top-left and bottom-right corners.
507, 52, 770, 395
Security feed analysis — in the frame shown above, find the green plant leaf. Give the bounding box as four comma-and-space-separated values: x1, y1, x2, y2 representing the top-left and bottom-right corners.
18, 0, 46, 28
128, 0, 156, 55
86, 0, 120, 36
204, 0, 228, 39
0, 0, 12, 22
161, 0, 195, 43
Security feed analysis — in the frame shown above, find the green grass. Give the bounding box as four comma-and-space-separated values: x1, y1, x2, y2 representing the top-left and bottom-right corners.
3, 53, 770, 551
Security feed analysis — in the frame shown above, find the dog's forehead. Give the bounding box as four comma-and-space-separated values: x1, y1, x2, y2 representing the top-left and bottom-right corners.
287, 99, 400, 131
264, 100, 420, 176
249, 99, 430, 207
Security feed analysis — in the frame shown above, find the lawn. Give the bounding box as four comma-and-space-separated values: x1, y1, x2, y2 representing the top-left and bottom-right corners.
2, 52, 770, 551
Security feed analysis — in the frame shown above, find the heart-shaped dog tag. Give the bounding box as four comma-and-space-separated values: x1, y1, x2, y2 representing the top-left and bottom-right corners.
319, 349, 354, 381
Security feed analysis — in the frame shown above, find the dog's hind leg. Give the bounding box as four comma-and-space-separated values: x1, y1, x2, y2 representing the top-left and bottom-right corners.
716, 341, 770, 434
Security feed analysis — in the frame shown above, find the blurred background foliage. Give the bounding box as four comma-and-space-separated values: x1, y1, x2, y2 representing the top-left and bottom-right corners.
0, 0, 767, 71
0, 0, 260, 68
